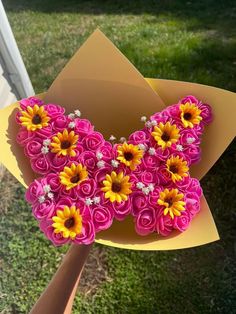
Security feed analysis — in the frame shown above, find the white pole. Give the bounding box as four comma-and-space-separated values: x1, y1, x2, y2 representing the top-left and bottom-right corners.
0, 0, 34, 101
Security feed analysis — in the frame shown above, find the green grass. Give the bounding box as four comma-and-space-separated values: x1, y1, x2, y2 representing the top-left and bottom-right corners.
1, 0, 236, 313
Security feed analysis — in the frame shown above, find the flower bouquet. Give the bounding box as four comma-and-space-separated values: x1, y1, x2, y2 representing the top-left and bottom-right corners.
1, 30, 236, 250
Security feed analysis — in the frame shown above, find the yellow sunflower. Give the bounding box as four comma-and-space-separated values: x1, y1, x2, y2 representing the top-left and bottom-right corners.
117, 143, 143, 170
180, 102, 202, 128
51, 129, 78, 157
59, 163, 88, 190
101, 171, 132, 203
52, 205, 82, 239
19, 105, 50, 131
166, 156, 189, 182
151, 122, 180, 149
158, 188, 186, 219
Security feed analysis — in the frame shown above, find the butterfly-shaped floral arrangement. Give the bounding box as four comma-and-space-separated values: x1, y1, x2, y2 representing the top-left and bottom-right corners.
16, 95, 212, 246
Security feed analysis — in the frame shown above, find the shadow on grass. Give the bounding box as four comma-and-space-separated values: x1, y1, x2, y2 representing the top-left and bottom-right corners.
120, 34, 236, 92
3, 0, 236, 34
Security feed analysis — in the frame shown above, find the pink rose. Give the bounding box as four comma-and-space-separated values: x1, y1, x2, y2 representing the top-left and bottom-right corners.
52, 115, 69, 131
94, 165, 112, 186
175, 176, 191, 192
20, 97, 44, 110
194, 123, 204, 136
33, 199, 55, 220
179, 129, 200, 146
128, 172, 140, 185
150, 113, 173, 124
92, 205, 113, 232
74, 205, 95, 245
142, 154, 161, 170
156, 212, 174, 236
185, 192, 201, 218
25, 178, 45, 204
16, 127, 35, 146
69, 144, 84, 162
97, 142, 113, 161
174, 211, 191, 232
199, 103, 213, 124
163, 104, 181, 121
112, 198, 131, 221
74, 118, 94, 138
74, 220, 95, 245
158, 165, 171, 185
15, 110, 22, 125
82, 131, 105, 151
55, 198, 73, 209
61, 187, 79, 202
180, 95, 198, 105
40, 220, 69, 246
77, 179, 96, 199
36, 125, 54, 139
45, 173, 62, 192
185, 145, 201, 164
155, 147, 171, 162
188, 178, 202, 197
79, 151, 97, 172
48, 153, 68, 172
31, 155, 50, 175
148, 187, 162, 207
129, 130, 149, 145
135, 207, 156, 236
93, 190, 110, 207
44, 103, 65, 119
24, 137, 43, 157
131, 191, 148, 216
140, 170, 154, 185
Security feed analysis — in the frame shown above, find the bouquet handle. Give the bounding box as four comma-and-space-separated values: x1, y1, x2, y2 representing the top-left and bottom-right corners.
30, 244, 92, 314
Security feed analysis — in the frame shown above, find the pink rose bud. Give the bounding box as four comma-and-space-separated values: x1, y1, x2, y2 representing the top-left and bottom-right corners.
135, 207, 156, 236
92, 205, 114, 232
174, 211, 191, 232
44, 103, 65, 119
33, 199, 55, 220
25, 178, 46, 204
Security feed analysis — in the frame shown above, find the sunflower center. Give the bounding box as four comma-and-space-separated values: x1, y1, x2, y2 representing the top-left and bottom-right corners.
64, 217, 75, 229
169, 164, 178, 173
124, 152, 134, 161
61, 140, 71, 149
70, 174, 80, 184
165, 198, 173, 207
112, 182, 122, 193
161, 132, 170, 142
32, 114, 42, 125
183, 112, 192, 120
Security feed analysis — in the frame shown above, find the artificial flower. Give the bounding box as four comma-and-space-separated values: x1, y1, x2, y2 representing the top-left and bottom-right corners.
151, 122, 180, 149
166, 155, 189, 182
19, 105, 50, 131
51, 129, 78, 156
158, 188, 186, 219
180, 102, 202, 128
101, 171, 132, 202
117, 142, 143, 170
52, 205, 82, 239
59, 163, 88, 190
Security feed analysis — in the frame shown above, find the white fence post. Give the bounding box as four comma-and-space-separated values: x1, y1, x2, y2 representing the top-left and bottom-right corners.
0, 0, 34, 179
0, 0, 34, 107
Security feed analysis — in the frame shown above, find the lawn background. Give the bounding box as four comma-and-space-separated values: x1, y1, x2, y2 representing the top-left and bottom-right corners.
0, 1, 236, 313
